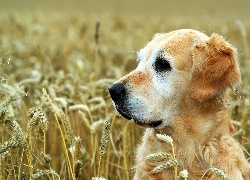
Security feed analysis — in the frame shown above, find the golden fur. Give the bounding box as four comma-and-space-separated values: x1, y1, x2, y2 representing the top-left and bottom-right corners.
110, 29, 250, 179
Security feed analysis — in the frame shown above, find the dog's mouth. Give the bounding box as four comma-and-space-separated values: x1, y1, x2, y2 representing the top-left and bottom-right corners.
115, 105, 163, 128
116, 106, 132, 120
134, 119, 163, 128
150, 120, 163, 127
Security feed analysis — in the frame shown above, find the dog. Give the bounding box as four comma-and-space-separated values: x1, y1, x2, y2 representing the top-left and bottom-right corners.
109, 29, 250, 179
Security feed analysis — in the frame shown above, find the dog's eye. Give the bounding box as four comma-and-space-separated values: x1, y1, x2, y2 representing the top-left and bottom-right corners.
154, 57, 171, 73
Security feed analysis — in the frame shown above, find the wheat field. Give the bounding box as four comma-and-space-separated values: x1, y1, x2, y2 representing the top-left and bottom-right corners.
0, 1, 250, 179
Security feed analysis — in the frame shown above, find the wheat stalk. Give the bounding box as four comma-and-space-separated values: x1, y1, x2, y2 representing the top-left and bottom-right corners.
42, 88, 75, 180
156, 134, 177, 177
0, 119, 25, 153
156, 134, 173, 144
209, 168, 228, 180
42, 88, 74, 144
97, 120, 111, 177
71, 136, 84, 179
201, 167, 228, 180
151, 159, 180, 174
146, 152, 172, 161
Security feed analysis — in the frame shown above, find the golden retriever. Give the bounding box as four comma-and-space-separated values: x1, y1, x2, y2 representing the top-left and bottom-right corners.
109, 29, 250, 179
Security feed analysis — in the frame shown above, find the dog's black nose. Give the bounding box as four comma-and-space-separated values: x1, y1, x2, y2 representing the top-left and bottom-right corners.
108, 83, 126, 102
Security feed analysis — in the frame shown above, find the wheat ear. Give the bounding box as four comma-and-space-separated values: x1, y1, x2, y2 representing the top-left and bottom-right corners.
97, 120, 110, 177
151, 159, 180, 174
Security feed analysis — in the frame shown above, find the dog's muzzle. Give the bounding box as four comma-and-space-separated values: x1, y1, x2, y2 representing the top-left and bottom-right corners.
109, 83, 163, 128
108, 83, 132, 120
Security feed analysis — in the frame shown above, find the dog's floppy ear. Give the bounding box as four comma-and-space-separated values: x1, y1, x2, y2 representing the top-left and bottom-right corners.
189, 34, 241, 102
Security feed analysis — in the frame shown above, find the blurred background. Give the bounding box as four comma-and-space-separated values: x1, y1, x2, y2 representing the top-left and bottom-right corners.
0, 1, 250, 180
0, 0, 250, 20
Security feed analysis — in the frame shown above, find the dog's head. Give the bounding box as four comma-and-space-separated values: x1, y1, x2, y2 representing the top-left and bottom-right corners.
109, 29, 240, 129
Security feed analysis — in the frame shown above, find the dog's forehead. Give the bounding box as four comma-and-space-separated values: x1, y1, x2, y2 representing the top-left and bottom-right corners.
138, 29, 209, 71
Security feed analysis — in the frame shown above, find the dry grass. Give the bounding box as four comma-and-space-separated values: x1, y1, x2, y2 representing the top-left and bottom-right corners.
0, 12, 250, 180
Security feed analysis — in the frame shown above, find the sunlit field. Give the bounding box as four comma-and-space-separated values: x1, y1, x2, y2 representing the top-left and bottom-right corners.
0, 1, 250, 179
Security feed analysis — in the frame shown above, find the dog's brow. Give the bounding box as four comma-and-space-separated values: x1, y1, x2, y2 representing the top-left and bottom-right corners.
137, 48, 146, 62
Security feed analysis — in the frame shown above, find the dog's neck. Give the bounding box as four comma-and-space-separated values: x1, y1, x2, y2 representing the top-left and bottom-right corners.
158, 94, 231, 136
135, 93, 250, 179
155, 107, 231, 145
152, 94, 233, 174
